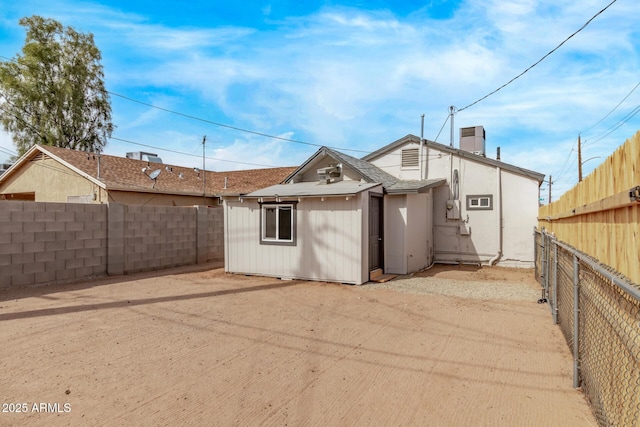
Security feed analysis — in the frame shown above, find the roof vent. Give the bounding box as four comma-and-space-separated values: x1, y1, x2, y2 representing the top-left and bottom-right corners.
460, 126, 486, 157
317, 164, 341, 184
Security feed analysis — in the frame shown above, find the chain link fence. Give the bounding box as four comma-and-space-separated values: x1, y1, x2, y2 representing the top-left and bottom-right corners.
534, 228, 640, 426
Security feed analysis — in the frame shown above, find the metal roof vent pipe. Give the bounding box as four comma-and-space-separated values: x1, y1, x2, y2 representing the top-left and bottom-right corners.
497, 147, 501, 161
224, 177, 228, 189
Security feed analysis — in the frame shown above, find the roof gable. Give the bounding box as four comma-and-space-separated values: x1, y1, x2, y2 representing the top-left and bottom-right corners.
286, 146, 399, 188
362, 134, 545, 183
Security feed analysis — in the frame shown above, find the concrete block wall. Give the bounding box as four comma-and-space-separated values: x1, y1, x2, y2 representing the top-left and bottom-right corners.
1, 201, 224, 289
205, 207, 224, 263
0, 201, 107, 288
121, 205, 197, 274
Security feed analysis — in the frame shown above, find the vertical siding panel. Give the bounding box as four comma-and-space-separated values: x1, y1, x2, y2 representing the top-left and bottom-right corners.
333, 198, 341, 281
327, 198, 338, 281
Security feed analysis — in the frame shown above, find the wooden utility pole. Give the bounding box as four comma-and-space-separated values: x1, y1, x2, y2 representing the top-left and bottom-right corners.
577, 135, 583, 182
548, 175, 552, 204
202, 135, 207, 205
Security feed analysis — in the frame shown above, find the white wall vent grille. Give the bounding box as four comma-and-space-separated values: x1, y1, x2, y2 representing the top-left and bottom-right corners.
401, 148, 419, 168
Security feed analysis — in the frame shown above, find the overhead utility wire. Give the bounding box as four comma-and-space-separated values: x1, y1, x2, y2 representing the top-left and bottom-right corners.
433, 113, 450, 143
457, 0, 618, 112
584, 103, 640, 147
108, 92, 376, 155
109, 136, 277, 168
581, 81, 640, 136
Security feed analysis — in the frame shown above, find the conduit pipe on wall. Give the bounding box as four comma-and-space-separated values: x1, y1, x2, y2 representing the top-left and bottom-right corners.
488, 166, 502, 266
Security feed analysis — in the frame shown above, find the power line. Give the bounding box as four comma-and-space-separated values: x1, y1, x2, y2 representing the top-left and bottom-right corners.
583, 103, 640, 147
457, 0, 618, 112
108, 91, 387, 155
109, 136, 279, 168
581, 81, 640, 136
433, 112, 450, 143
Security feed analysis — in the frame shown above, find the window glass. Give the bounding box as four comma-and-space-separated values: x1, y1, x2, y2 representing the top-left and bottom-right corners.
278, 206, 292, 240
466, 195, 493, 210
264, 207, 277, 239
261, 204, 295, 244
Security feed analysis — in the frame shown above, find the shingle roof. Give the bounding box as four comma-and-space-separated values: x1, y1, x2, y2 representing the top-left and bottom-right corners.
15, 145, 296, 196
322, 147, 399, 189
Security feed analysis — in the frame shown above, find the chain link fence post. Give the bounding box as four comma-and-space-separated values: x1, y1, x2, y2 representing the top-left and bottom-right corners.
573, 254, 580, 389
553, 241, 558, 324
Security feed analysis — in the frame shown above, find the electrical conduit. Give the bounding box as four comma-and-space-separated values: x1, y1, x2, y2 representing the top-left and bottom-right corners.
488, 167, 502, 266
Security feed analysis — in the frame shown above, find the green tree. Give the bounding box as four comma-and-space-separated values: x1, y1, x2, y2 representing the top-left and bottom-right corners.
0, 16, 113, 156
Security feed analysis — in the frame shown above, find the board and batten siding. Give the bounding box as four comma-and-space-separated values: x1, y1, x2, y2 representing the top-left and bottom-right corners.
224, 193, 369, 284
384, 192, 434, 275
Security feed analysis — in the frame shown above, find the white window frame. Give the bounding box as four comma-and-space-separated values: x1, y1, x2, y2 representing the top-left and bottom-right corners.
466, 194, 493, 210
260, 203, 296, 245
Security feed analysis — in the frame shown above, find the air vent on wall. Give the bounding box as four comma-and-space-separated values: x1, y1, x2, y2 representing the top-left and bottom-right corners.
401, 148, 419, 168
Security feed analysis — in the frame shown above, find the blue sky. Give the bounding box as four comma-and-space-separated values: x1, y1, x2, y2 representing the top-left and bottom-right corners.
0, 0, 638, 200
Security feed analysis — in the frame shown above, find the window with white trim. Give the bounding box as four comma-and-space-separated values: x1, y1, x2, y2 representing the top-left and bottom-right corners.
466, 194, 493, 210
261, 203, 296, 245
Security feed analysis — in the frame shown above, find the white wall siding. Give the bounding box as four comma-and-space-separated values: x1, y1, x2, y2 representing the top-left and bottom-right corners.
225, 195, 366, 284
384, 192, 434, 275
368, 142, 423, 181
430, 153, 539, 266
499, 170, 539, 267
384, 195, 407, 274
406, 192, 433, 272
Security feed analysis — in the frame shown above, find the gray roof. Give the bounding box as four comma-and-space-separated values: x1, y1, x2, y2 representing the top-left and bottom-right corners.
244, 180, 381, 198
386, 178, 447, 194
322, 147, 399, 189
362, 134, 546, 184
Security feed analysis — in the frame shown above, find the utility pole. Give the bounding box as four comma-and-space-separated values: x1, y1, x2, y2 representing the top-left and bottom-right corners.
548, 175, 552, 204
202, 135, 207, 205
449, 106, 455, 147
577, 134, 583, 182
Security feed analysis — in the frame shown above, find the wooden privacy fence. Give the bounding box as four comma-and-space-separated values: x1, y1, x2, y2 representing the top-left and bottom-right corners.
538, 130, 640, 284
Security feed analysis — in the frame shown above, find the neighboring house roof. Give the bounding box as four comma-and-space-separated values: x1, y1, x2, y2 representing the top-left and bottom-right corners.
246, 181, 382, 198
279, 146, 445, 195
362, 134, 546, 184
0, 145, 296, 197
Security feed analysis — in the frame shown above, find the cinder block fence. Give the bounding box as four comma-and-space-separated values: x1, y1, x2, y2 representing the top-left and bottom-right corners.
0, 201, 224, 288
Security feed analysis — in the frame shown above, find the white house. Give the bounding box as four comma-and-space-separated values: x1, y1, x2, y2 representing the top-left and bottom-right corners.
223, 128, 545, 285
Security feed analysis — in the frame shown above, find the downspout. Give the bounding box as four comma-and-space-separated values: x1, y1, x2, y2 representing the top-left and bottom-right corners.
488, 167, 502, 265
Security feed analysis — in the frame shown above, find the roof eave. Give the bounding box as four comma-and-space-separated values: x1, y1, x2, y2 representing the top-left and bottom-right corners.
36, 145, 107, 189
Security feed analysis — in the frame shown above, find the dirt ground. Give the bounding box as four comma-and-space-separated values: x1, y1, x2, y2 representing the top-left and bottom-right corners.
0, 264, 597, 426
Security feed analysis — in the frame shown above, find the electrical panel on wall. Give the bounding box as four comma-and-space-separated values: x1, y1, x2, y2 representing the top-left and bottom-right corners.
446, 199, 460, 220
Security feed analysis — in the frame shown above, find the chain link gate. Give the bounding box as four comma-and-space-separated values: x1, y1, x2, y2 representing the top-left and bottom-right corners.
534, 228, 640, 426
